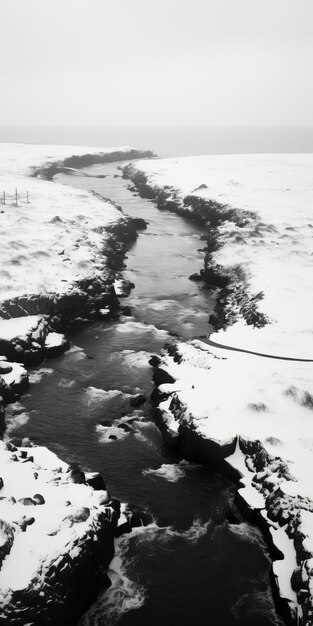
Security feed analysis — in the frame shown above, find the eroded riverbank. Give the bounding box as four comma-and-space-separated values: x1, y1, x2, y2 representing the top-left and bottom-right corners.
5, 162, 284, 625
120, 154, 313, 625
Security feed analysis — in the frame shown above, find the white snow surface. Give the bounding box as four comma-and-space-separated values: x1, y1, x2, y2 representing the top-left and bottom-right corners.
0, 441, 111, 602
44, 331, 66, 349
0, 143, 131, 304
0, 316, 44, 342
160, 337, 313, 498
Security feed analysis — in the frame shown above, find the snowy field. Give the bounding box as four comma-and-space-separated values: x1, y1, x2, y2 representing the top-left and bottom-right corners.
131, 154, 313, 621
0, 143, 132, 305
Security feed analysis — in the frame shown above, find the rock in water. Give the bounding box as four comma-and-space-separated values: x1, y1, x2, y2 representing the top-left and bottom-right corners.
85, 472, 106, 491
130, 394, 147, 407
44, 332, 70, 358
113, 279, 135, 297
188, 272, 203, 282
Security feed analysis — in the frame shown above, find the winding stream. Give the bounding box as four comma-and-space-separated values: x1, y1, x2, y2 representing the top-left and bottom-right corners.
7, 163, 284, 626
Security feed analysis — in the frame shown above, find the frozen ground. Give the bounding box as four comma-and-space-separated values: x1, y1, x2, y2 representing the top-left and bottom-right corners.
0, 143, 133, 307
130, 154, 313, 623
0, 440, 116, 623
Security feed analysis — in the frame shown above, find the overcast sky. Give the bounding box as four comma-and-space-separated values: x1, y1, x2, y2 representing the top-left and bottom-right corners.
1, 0, 312, 128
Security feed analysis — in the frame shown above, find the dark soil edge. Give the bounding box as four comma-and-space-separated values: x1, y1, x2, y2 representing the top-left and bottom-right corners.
122, 163, 270, 331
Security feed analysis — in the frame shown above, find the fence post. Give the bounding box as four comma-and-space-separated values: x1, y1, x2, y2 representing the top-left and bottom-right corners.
2, 191, 5, 205
15, 188, 18, 207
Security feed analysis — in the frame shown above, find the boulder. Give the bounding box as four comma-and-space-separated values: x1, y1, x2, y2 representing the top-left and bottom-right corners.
100, 420, 112, 427
125, 504, 154, 528
0, 362, 13, 375
113, 279, 135, 298
117, 423, 131, 432
130, 217, 148, 230
44, 333, 70, 359
149, 355, 162, 368
18, 497, 37, 506
33, 493, 45, 505
152, 367, 176, 385
65, 507, 90, 525
150, 387, 171, 405
188, 272, 203, 282
85, 473, 106, 491
69, 469, 85, 484
121, 305, 132, 316
130, 394, 147, 408
0, 520, 14, 566
114, 520, 132, 537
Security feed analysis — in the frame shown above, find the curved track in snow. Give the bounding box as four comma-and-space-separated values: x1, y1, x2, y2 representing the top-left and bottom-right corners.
197, 337, 313, 363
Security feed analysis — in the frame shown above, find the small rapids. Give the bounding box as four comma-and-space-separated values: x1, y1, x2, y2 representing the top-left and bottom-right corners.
9, 164, 284, 626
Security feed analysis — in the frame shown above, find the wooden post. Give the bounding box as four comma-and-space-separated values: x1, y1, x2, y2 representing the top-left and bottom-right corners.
15, 188, 18, 207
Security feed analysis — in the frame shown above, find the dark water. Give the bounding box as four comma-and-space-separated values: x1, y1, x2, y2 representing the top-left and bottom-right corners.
8, 164, 283, 626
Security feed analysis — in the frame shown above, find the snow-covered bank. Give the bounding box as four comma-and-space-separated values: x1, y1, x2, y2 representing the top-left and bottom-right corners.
0, 144, 150, 320
0, 315, 67, 439
0, 314, 69, 442
0, 143, 154, 624
0, 439, 117, 625
126, 154, 313, 624
124, 153, 313, 335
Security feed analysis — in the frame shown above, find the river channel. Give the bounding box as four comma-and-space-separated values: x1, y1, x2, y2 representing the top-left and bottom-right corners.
7, 162, 283, 626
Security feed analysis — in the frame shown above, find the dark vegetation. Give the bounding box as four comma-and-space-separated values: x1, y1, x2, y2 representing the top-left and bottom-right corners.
123, 165, 270, 331
32, 149, 155, 181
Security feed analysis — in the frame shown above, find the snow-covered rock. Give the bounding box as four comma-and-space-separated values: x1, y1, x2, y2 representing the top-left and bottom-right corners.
0, 440, 118, 625
0, 360, 28, 397
44, 332, 70, 359
113, 278, 135, 298
138, 154, 313, 624
0, 315, 48, 364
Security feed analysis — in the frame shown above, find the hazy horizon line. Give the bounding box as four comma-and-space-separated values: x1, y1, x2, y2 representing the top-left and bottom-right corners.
2, 123, 313, 130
